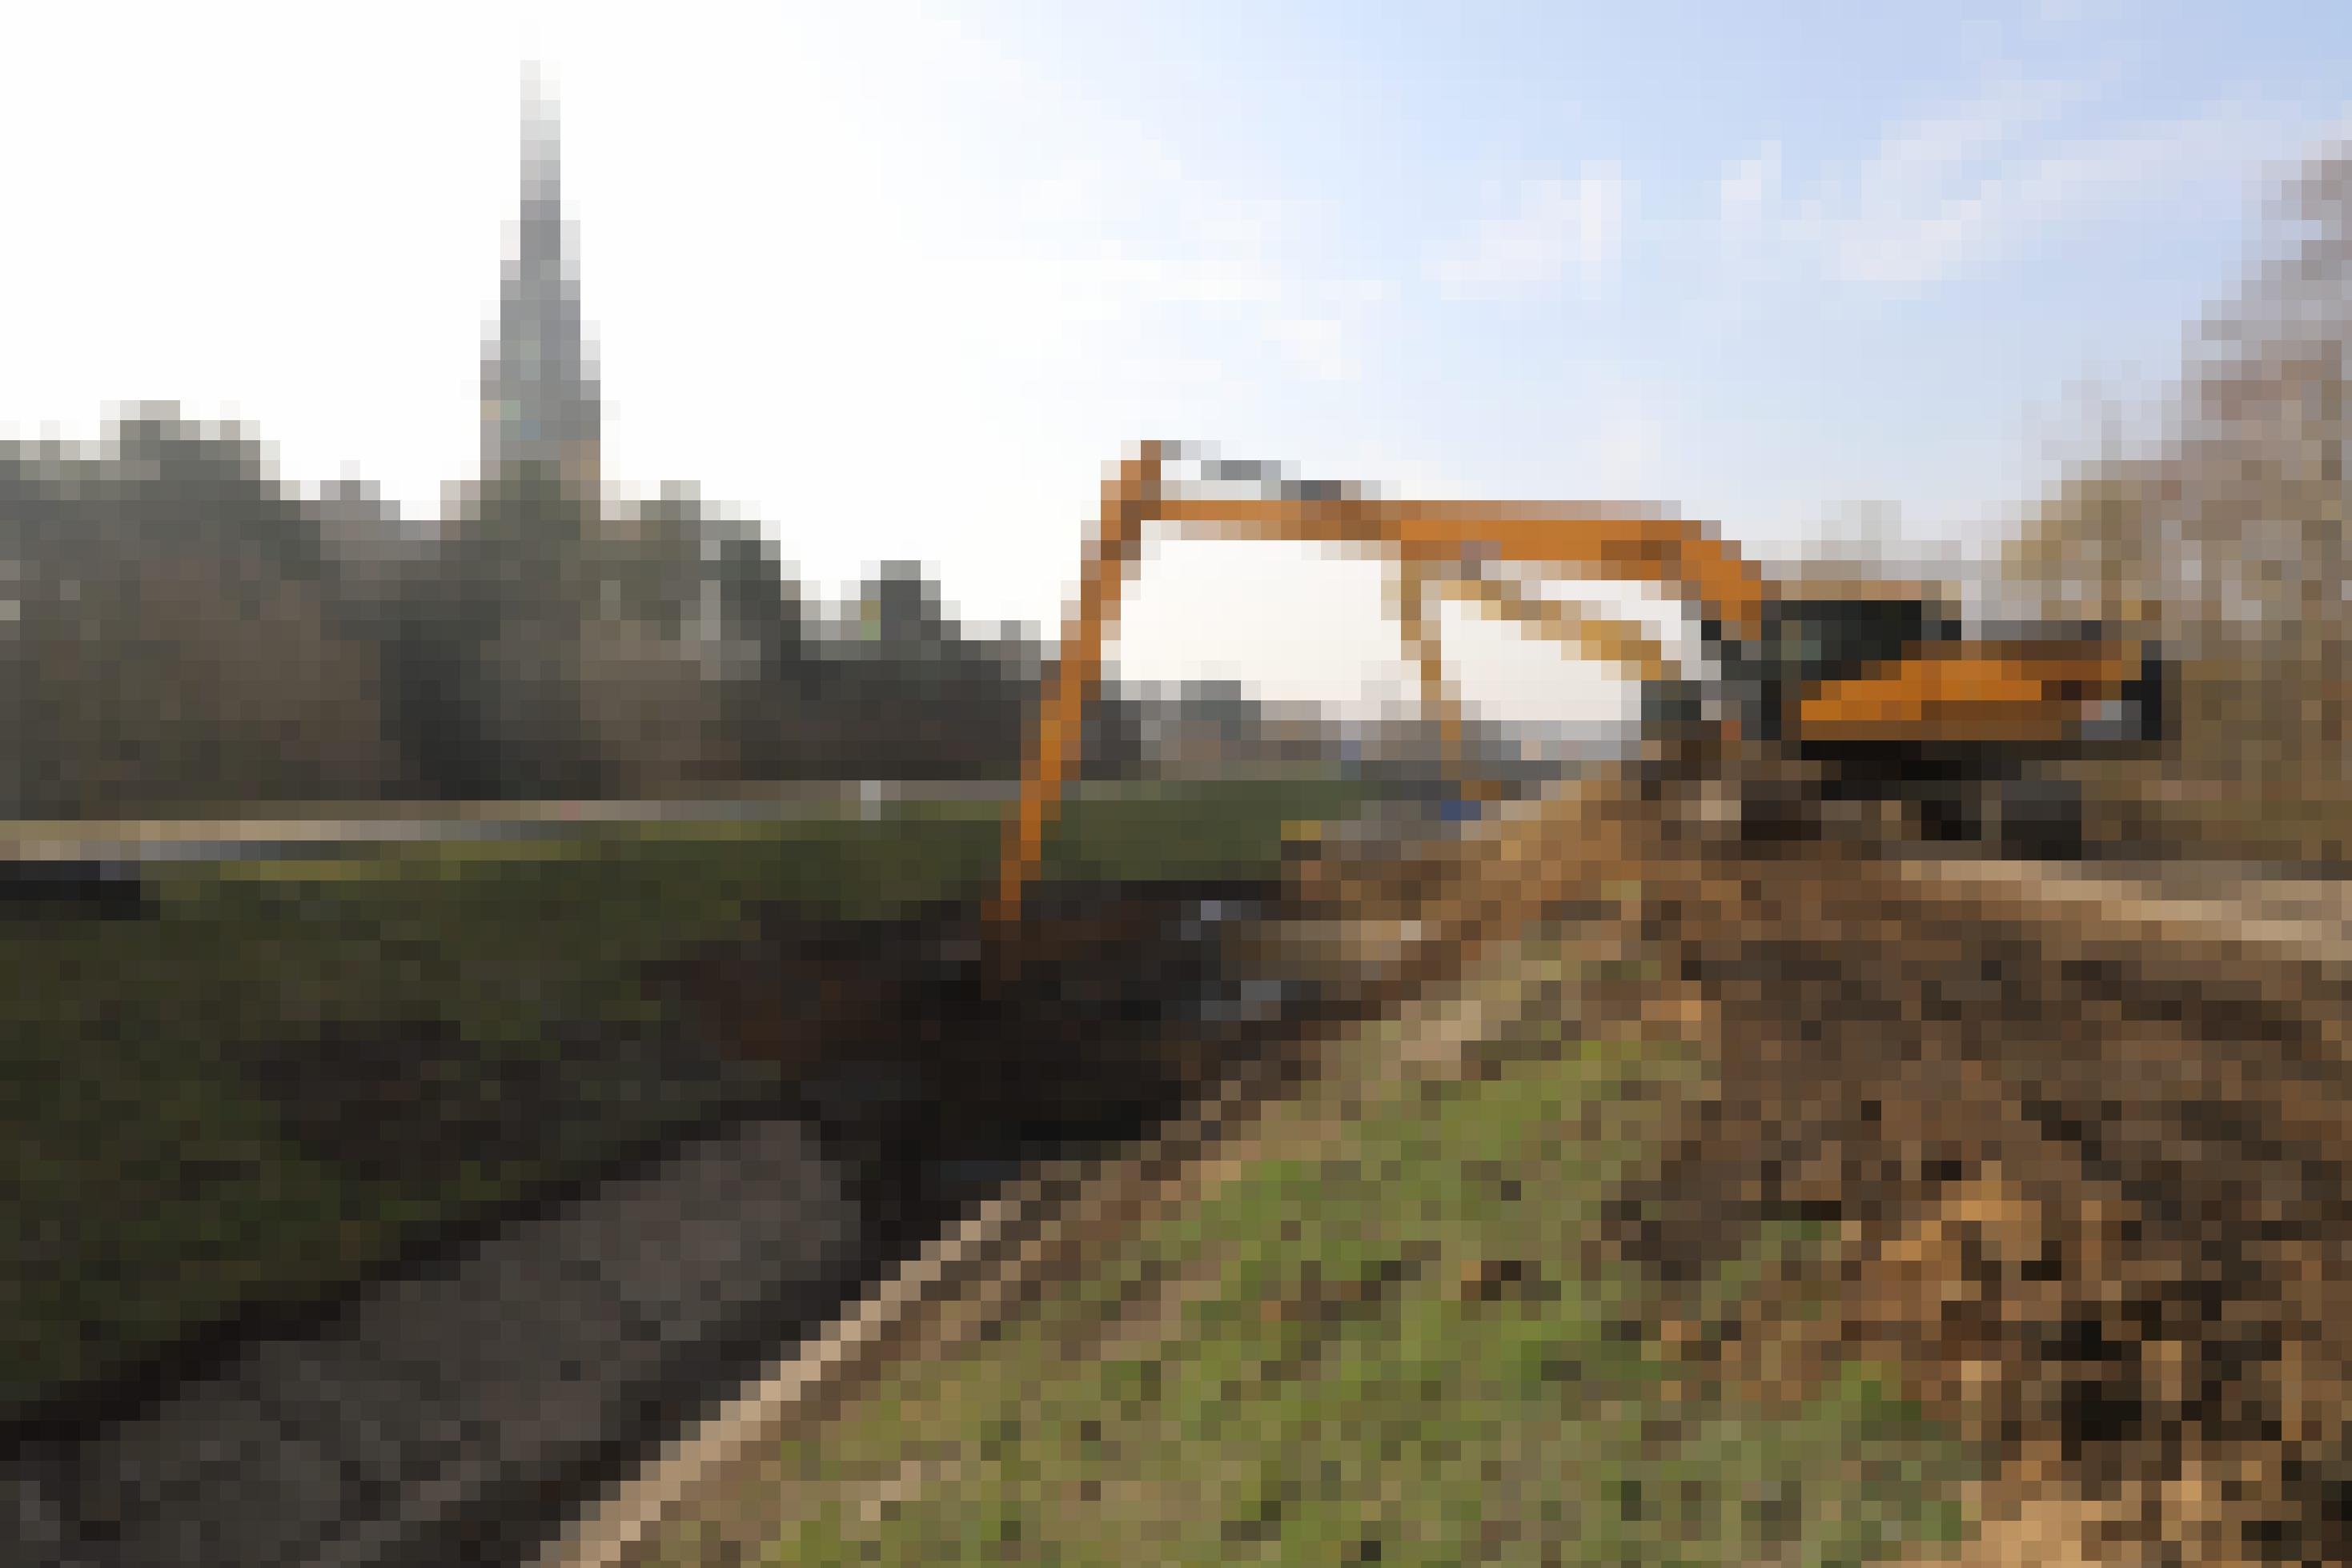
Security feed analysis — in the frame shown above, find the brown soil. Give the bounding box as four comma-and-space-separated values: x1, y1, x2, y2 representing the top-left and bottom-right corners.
1284, 767, 2352, 1565
1593, 838, 2352, 1566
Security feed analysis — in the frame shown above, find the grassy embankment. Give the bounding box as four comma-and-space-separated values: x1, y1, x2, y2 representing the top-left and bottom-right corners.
0, 776, 1366, 1422
651, 936, 1983, 1568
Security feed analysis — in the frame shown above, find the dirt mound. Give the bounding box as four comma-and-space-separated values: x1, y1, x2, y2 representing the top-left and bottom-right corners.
644, 878, 1295, 1261
1287, 765, 2352, 1562
1601, 848, 2352, 1566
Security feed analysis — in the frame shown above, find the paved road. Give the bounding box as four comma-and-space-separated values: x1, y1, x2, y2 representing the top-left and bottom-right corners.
0, 772, 1368, 874
0, 784, 1024, 870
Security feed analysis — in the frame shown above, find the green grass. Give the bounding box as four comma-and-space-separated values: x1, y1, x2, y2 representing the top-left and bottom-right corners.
0, 775, 1370, 1420
652, 944, 1981, 1567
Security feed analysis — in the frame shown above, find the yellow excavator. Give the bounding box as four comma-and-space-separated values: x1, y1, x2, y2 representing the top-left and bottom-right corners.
987, 442, 2165, 928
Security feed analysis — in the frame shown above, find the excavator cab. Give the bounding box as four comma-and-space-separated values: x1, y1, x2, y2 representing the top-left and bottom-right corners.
1708, 579, 2162, 858
1768, 595, 1950, 682
1719, 582, 1955, 744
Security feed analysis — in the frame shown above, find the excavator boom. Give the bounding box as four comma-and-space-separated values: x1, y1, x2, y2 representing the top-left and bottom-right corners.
1150, 494, 1767, 643
987, 444, 1761, 928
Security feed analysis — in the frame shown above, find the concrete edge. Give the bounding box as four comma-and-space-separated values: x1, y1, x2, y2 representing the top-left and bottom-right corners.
529, 1057, 1278, 1568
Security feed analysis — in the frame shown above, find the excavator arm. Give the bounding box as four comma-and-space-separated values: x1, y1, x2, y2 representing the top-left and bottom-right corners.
1431, 570, 1672, 687
1400, 566, 1676, 796
1149, 494, 1765, 642
985, 443, 1757, 928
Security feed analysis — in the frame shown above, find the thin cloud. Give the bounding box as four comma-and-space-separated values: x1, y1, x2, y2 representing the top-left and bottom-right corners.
1266, 315, 1352, 382
1720, 81, 2296, 294
1719, 142, 1782, 234
1009, 144, 1387, 385
1430, 165, 1628, 300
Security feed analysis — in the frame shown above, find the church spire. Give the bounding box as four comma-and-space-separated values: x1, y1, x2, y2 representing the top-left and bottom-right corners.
481, 64, 600, 503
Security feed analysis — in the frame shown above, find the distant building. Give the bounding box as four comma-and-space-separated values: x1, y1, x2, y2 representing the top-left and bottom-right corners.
479, 69, 600, 506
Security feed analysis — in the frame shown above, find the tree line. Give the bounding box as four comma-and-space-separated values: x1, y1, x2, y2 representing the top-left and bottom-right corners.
0, 411, 1150, 817
2004, 146, 2352, 824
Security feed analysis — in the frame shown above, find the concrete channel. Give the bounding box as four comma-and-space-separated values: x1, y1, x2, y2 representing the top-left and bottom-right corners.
5, 1116, 861, 1568
1, 879, 1315, 1568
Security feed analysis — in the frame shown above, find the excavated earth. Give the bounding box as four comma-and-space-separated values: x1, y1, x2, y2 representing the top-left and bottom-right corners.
1622, 844, 2352, 1568
649, 877, 1323, 1273
1264, 775, 2352, 1566
1444, 778, 2352, 1568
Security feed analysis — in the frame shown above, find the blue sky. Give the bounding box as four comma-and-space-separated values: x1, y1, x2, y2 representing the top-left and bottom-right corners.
966, 2, 2341, 520
2, 2, 2346, 719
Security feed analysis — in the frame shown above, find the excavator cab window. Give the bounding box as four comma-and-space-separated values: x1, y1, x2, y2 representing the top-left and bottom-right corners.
1765, 598, 1933, 689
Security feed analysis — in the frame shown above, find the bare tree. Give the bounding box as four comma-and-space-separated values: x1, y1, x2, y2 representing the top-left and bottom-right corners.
2008, 143, 2352, 805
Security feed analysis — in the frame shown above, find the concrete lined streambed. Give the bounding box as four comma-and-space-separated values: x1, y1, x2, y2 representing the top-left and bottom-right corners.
1, 878, 1315, 1567
6, 1116, 860, 1568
